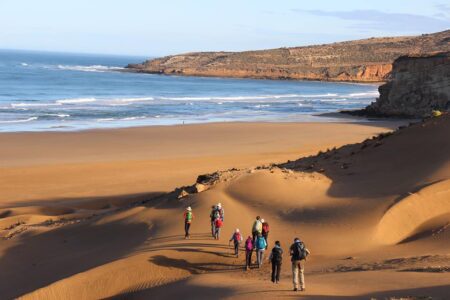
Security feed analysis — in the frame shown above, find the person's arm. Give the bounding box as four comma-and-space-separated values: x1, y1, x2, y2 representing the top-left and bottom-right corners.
269, 251, 273, 261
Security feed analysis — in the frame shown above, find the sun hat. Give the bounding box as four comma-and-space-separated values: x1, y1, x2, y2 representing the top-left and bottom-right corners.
187, 206, 192, 211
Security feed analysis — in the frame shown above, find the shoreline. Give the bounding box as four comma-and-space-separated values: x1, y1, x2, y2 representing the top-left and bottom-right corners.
123, 68, 387, 85
0, 112, 394, 134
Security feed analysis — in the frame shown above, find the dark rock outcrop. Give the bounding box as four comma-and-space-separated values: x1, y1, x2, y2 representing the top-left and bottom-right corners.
127, 30, 450, 83
364, 52, 450, 117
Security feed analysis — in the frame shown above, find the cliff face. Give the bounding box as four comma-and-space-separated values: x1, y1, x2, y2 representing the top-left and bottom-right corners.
127, 30, 450, 82
365, 52, 450, 117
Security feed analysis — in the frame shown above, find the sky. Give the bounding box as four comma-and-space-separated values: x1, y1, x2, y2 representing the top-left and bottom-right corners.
0, 0, 449, 57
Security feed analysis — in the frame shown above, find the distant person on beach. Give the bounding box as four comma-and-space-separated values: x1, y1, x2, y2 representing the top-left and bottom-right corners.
214, 216, 223, 240
229, 228, 243, 257
290, 237, 310, 292
261, 219, 270, 249
269, 241, 283, 283
255, 233, 267, 268
251, 216, 262, 243
209, 205, 217, 237
183, 206, 194, 239
245, 236, 254, 270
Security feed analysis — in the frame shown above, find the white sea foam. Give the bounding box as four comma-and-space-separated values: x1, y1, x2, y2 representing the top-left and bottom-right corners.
45, 113, 70, 118
21, 62, 29, 66
11, 102, 60, 108
56, 64, 124, 73
0, 117, 38, 123
56, 98, 96, 104
347, 91, 379, 97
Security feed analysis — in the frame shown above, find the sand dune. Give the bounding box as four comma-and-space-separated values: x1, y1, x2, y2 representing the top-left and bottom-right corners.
376, 179, 450, 245
1, 117, 449, 299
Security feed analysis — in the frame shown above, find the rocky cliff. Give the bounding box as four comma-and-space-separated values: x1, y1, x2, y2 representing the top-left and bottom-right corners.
127, 30, 450, 82
364, 52, 450, 117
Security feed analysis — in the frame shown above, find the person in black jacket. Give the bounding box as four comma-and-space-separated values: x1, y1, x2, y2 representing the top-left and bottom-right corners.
269, 240, 283, 283
290, 237, 310, 291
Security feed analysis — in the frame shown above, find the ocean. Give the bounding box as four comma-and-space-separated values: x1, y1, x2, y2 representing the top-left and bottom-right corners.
0, 49, 380, 132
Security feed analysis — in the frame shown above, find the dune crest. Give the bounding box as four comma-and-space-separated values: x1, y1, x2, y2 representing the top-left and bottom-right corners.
375, 179, 450, 245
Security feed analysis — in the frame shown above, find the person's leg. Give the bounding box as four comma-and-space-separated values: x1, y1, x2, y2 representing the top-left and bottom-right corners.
256, 250, 261, 266
292, 261, 299, 290
260, 250, 264, 266
299, 261, 305, 290
263, 233, 268, 249
184, 222, 188, 238
211, 221, 215, 237
245, 250, 250, 269
276, 262, 281, 282
234, 242, 239, 256
271, 262, 276, 282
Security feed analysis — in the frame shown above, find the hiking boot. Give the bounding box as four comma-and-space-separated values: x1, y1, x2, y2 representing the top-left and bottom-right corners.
293, 288, 298, 291
300, 288, 305, 292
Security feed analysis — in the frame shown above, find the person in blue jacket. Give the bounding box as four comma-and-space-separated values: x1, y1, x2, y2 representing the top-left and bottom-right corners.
255, 233, 267, 268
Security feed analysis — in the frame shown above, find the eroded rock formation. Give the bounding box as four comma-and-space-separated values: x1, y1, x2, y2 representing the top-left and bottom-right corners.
365, 52, 450, 117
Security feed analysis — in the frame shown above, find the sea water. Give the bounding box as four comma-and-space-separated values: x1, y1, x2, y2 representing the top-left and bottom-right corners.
0, 49, 380, 132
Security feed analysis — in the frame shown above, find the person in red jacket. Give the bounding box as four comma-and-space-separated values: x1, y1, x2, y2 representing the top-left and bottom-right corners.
214, 216, 223, 240
261, 219, 270, 250
229, 228, 243, 257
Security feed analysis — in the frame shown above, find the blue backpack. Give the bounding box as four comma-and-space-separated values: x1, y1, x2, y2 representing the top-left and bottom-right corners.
256, 237, 266, 249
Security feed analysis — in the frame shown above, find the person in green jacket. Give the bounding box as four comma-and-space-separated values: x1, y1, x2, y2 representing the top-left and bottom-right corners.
183, 206, 194, 239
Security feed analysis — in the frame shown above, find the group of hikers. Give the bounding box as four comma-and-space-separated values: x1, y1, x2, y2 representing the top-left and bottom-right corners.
183, 205, 311, 291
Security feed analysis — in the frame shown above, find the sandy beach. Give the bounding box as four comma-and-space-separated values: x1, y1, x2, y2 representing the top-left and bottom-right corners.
1, 117, 449, 299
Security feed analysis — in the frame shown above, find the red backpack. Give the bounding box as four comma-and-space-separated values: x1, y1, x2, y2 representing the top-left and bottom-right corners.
234, 232, 241, 242
262, 223, 270, 234
215, 219, 223, 228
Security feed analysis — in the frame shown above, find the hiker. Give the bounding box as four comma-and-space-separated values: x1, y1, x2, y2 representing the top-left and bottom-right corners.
183, 206, 194, 239
209, 205, 217, 237
255, 233, 267, 268
251, 216, 262, 243
261, 219, 270, 249
229, 228, 243, 257
290, 237, 310, 292
269, 241, 283, 283
216, 202, 225, 221
214, 216, 223, 240
245, 236, 254, 270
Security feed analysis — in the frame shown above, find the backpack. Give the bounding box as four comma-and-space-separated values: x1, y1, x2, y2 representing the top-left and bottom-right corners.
245, 239, 254, 251
271, 247, 283, 263
185, 211, 192, 222
234, 232, 241, 242
252, 220, 261, 232
292, 242, 307, 260
215, 219, 223, 228
256, 237, 266, 249
262, 223, 270, 234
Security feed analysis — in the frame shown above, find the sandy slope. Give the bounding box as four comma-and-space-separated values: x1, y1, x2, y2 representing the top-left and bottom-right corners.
1, 118, 449, 299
